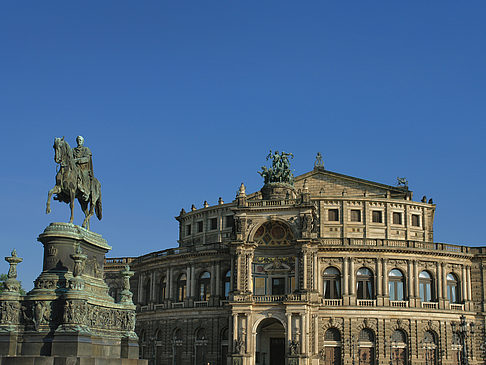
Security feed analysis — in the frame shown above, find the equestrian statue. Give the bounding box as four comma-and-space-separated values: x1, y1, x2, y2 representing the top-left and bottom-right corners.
46, 136, 102, 230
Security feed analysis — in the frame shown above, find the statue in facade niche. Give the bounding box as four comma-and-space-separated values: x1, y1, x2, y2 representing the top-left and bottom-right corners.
258, 150, 294, 185
46, 136, 103, 230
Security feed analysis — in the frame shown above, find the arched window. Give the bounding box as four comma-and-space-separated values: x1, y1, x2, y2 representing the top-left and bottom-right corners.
143, 278, 151, 305
198, 271, 211, 301
159, 276, 166, 303
177, 273, 187, 302
419, 271, 434, 302
224, 270, 231, 299
447, 273, 459, 303
389, 269, 405, 301
325, 328, 342, 341
357, 268, 374, 299
323, 267, 341, 299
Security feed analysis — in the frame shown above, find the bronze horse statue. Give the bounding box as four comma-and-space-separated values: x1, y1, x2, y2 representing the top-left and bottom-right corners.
46, 137, 102, 230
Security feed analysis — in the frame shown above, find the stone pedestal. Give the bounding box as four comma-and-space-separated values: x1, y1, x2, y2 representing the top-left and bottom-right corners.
0, 223, 147, 365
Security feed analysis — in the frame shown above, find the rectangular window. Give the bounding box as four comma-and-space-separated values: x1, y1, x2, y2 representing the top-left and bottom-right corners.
372, 210, 383, 223
272, 277, 286, 295
225, 215, 234, 228
393, 212, 402, 225
350, 209, 361, 222
186, 224, 191, 236
328, 209, 339, 222
412, 214, 420, 227
197, 221, 203, 233
254, 277, 266, 295
210, 217, 218, 230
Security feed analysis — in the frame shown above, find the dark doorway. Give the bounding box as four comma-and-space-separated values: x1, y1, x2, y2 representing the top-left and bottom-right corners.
359, 348, 375, 365
324, 347, 341, 365
269, 337, 285, 365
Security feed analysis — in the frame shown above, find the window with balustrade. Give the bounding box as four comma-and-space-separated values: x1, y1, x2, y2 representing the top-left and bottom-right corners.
198, 271, 211, 301
357, 268, 374, 299
389, 269, 405, 301
447, 273, 460, 303
419, 271, 434, 302
323, 267, 341, 299
176, 273, 187, 302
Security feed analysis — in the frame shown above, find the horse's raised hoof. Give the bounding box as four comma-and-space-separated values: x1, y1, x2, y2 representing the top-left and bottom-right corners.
46, 207, 51, 214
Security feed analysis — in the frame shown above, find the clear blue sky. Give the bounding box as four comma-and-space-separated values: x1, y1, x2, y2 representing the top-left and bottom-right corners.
1, 2, 485, 290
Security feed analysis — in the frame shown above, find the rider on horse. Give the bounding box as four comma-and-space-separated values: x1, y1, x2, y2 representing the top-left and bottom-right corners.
73, 136, 93, 201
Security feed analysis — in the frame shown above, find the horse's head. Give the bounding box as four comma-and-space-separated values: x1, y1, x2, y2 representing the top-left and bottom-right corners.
53, 137, 63, 164
53, 136, 71, 165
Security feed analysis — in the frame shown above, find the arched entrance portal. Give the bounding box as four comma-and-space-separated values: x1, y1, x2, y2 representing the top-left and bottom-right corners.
256, 318, 285, 365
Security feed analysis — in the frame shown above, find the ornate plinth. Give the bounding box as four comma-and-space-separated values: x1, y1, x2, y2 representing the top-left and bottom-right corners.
260, 182, 296, 200
0, 223, 146, 364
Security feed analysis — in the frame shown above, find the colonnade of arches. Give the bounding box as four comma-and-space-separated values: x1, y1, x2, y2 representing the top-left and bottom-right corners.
321, 265, 462, 303
140, 269, 232, 305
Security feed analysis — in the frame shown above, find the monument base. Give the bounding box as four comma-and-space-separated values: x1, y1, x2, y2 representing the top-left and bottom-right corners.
0, 223, 144, 364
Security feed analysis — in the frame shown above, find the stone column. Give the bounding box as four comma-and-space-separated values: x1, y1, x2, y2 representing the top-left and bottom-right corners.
138, 274, 143, 304
247, 251, 254, 294
186, 266, 191, 300
210, 262, 216, 298
314, 315, 319, 354
286, 313, 292, 342
350, 258, 355, 298
437, 262, 443, 308
442, 263, 448, 305
343, 257, 349, 295
462, 265, 468, 302
191, 266, 197, 300
233, 313, 239, 342
230, 255, 235, 292
295, 257, 300, 292
236, 251, 241, 292
301, 314, 306, 355
166, 267, 171, 300
414, 260, 419, 305
376, 259, 383, 302
215, 261, 221, 297
383, 259, 389, 304
151, 271, 156, 303
314, 254, 319, 293
407, 260, 413, 299
303, 251, 308, 291
467, 266, 472, 302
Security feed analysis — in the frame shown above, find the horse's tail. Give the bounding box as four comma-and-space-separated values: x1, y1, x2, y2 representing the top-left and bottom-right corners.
95, 192, 102, 221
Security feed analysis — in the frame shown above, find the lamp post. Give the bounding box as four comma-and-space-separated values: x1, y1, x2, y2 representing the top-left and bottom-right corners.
451, 315, 475, 365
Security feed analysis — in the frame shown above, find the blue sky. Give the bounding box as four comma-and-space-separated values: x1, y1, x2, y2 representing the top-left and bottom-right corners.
1, 2, 485, 289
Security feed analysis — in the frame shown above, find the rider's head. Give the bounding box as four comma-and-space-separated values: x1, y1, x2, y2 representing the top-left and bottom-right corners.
76, 136, 84, 146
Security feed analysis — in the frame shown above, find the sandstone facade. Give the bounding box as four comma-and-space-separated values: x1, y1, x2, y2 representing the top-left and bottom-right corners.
105, 164, 485, 365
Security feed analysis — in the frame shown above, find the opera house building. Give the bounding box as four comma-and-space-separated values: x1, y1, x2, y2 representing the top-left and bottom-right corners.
105, 154, 486, 365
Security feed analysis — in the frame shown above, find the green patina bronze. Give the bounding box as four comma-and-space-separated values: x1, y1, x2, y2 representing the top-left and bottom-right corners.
258, 150, 294, 185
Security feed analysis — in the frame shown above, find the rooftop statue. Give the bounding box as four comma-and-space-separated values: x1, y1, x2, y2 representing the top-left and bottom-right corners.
46, 136, 102, 230
258, 150, 294, 185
